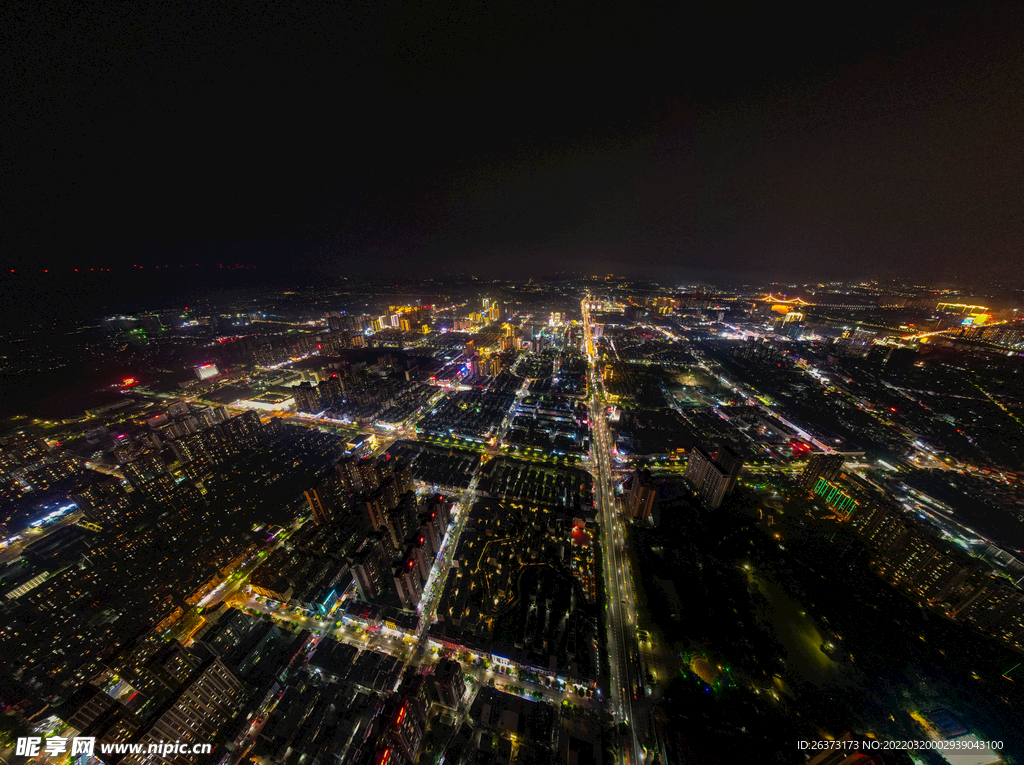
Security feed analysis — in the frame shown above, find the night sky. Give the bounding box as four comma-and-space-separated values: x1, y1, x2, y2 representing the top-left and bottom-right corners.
3, 1, 1024, 285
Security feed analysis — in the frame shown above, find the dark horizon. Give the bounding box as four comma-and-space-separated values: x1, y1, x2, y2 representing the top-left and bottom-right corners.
4, 2, 1024, 285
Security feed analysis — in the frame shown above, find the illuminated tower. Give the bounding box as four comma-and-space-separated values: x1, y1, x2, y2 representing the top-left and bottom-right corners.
799, 453, 845, 490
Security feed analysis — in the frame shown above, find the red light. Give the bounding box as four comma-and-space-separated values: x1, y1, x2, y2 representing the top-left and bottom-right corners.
122, 377, 137, 386
890, 407, 897, 412
396, 704, 407, 724
407, 560, 413, 569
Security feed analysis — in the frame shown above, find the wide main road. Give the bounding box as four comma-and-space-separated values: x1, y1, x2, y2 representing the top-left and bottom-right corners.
582, 298, 645, 765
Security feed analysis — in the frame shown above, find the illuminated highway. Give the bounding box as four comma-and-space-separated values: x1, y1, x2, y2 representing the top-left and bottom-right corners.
582, 297, 646, 765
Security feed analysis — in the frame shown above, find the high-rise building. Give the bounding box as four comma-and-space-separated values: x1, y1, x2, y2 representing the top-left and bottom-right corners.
406, 538, 432, 582
684, 446, 734, 510
711, 446, 742, 494
946, 574, 1024, 651
122, 654, 243, 765
223, 410, 263, 450
356, 457, 383, 493
362, 491, 388, 534
626, 468, 656, 521
351, 535, 391, 600
199, 423, 234, 464
877, 526, 984, 603
192, 406, 215, 429
914, 548, 985, 604
394, 457, 414, 495
380, 475, 401, 512
123, 451, 168, 488
810, 477, 863, 519
193, 363, 220, 381
346, 676, 429, 765
384, 493, 420, 551
848, 500, 898, 537
293, 381, 322, 414
73, 476, 132, 525
167, 400, 189, 417
418, 511, 442, 556
393, 558, 423, 610
336, 454, 364, 494
304, 468, 346, 524
478, 354, 503, 376
387, 680, 429, 763
862, 511, 914, 557
136, 472, 179, 506
799, 452, 846, 490
169, 432, 206, 465
426, 494, 452, 528
430, 658, 465, 708
684, 445, 714, 489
